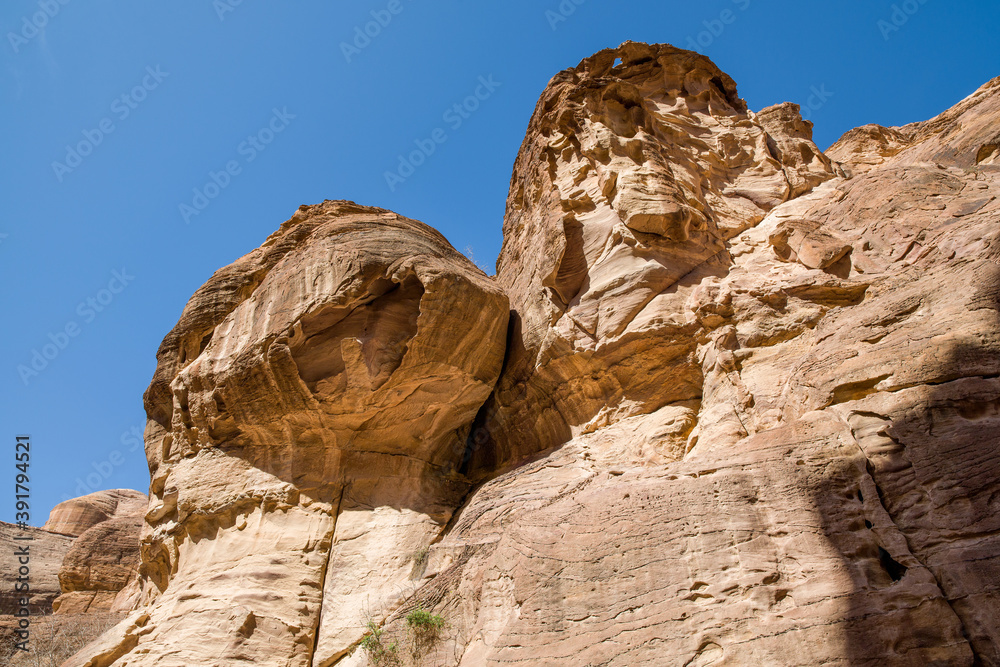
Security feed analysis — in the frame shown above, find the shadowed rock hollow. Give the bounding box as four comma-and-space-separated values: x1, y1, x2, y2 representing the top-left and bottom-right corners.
67, 44, 1000, 666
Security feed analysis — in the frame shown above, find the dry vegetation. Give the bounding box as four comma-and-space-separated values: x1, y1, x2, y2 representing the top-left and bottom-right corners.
1, 613, 122, 666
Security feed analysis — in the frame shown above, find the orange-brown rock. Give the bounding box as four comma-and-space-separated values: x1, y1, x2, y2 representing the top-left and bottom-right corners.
44, 489, 147, 538
67, 46, 1000, 667
55, 516, 145, 615
1, 492, 144, 660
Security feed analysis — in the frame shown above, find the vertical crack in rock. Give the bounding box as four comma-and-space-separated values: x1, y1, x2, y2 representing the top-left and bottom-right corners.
308, 485, 345, 667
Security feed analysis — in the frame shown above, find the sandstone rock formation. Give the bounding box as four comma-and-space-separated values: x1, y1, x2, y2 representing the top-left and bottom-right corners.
67, 44, 1000, 666
1, 491, 145, 660
476, 42, 844, 471
67, 202, 509, 665
434, 49, 999, 666
44, 489, 147, 539
0, 522, 72, 616
55, 516, 146, 615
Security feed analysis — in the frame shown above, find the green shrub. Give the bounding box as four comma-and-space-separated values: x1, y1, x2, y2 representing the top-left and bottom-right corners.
405, 606, 445, 634
405, 606, 445, 660
360, 621, 400, 667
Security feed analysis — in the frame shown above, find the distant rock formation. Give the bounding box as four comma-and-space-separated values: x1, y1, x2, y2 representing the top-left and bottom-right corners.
66, 44, 1000, 666
0, 523, 72, 617
1, 490, 146, 661
44, 489, 146, 539
52, 489, 149, 614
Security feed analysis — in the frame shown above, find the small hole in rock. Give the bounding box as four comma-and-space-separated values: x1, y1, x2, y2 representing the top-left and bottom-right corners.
877, 546, 907, 582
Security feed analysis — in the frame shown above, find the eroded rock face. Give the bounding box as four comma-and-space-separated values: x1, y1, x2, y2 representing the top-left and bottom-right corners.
54, 515, 145, 615
0, 523, 72, 616
367, 48, 999, 666
476, 42, 843, 471
44, 489, 147, 538
68, 46, 1000, 667
40, 490, 149, 616
2, 492, 144, 661
68, 202, 509, 666
827, 75, 1000, 175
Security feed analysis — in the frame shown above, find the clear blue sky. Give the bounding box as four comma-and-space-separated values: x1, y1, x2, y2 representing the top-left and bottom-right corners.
2, 0, 998, 525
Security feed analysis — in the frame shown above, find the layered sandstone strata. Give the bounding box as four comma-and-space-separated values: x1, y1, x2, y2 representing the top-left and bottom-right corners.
2, 491, 145, 659
67, 202, 509, 665
400, 50, 999, 666
0, 522, 72, 616
44, 490, 147, 539
67, 45, 1000, 666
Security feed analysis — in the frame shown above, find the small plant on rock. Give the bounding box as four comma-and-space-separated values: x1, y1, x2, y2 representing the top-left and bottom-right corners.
360, 620, 400, 667
411, 546, 429, 568
405, 605, 446, 659
406, 606, 445, 634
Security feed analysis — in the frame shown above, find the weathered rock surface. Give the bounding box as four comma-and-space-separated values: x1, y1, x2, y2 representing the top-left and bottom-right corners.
44, 489, 148, 538
828, 75, 1000, 174
0, 522, 72, 616
69, 45, 1000, 666
1, 492, 145, 660
475, 42, 843, 471
67, 202, 509, 665
55, 515, 145, 615
408, 50, 997, 666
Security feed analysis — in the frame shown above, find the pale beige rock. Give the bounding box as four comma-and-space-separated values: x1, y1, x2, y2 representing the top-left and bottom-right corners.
66, 201, 509, 666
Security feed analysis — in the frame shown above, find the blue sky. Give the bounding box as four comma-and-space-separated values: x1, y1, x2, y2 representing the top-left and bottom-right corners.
2, 0, 998, 525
